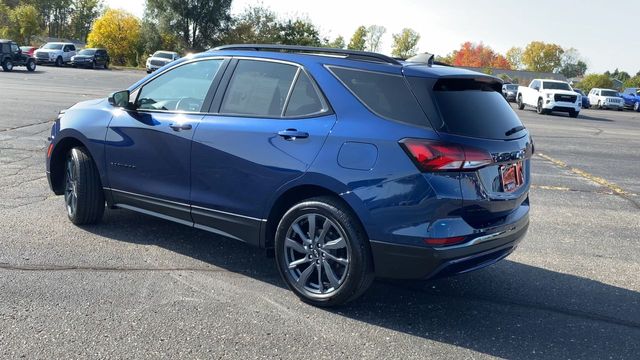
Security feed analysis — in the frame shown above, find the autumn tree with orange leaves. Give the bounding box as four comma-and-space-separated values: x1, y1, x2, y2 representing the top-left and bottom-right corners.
445, 42, 512, 70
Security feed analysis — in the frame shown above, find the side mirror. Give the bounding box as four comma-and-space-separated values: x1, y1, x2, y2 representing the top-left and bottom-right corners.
108, 90, 131, 108
533, 86, 540, 91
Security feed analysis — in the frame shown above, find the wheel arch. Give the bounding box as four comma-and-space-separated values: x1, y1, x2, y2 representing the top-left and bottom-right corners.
49, 134, 98, 195
262, 178, 372, 249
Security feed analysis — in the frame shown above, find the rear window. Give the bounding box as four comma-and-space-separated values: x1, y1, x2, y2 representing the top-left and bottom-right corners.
408, 77, 524, 140
328, 66, 431, 128
543, 81, 572, 91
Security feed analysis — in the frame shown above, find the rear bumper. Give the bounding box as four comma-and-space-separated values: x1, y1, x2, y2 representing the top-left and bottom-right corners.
369, 208, 529, 279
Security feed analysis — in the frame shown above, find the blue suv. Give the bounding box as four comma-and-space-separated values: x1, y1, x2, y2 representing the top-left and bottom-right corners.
46, 45, 531, 306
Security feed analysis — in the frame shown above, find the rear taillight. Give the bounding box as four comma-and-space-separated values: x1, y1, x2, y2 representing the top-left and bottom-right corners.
399, 139, 493, 172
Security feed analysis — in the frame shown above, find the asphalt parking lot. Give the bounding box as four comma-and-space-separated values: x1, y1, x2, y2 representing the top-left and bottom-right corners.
1, 66, 639, 359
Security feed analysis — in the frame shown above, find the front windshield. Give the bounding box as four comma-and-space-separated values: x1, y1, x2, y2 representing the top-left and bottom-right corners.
506, 85, 518, 91
153, 52, 174, 60
602, 90, 619, 97
543, 81, 572, 91
42, 43, 63, 50
574, 89, 584, 95
20, 46, 32, 51
78, 49, 96, 55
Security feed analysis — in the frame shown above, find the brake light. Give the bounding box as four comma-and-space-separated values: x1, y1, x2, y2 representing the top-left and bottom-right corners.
399, 139, 493, 172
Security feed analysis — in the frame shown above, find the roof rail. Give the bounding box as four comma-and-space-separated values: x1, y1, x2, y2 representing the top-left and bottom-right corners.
211, 44, 402, 65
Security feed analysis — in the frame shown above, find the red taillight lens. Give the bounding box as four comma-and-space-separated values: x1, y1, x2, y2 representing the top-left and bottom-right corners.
399, 139, 493, 172
424, 236, 466, 246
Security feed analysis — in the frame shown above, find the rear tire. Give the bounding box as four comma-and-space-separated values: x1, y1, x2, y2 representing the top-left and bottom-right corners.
26, 59, 36, 72
2, 59, 13, 72
517, 95, 525, 110
597, 100, 602, 110
64, 147, 105, 225
275, 196, 374, 307
103, 61, 109, 70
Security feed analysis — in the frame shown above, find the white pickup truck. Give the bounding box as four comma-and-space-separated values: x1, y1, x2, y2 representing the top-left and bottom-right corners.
517, 79, 582, 118
34, 42, 76, 67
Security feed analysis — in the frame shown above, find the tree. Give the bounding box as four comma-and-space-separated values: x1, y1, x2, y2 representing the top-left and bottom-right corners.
68, 0, 102, 42
326, 35, 345, 49
522, 41, 564, 73
87, 9, 141, 66
220, 5, 280, 45
559, 48, 587, 78
6, 4, 42, 44
609, 68, 631, 82
146, 0, 232, 50
448, 42, 511, 69
276, 18, 321, 46
624, 75, 640, 88
391, 28, 420, 59
365, 25, 385, 52
138, 19, 162, 55
506, 47, 523, 70
576, 74, 613, 93
347, 25, 367, 51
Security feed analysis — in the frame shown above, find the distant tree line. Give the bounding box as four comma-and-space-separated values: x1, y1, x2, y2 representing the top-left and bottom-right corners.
2, 0, 639, 79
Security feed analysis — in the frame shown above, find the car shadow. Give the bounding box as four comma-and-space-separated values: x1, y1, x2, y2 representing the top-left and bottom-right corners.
83, 208, 640, 359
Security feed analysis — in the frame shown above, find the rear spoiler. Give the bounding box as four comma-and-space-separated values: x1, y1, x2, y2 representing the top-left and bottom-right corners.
403, 52, 453, 67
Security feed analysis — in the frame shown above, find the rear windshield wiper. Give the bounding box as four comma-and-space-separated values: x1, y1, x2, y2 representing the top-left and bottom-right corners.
505, 125, 526, 136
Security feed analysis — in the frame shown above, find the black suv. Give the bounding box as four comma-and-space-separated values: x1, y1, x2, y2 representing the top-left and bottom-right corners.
0, 39, 36, 72
71, 48, 110, 69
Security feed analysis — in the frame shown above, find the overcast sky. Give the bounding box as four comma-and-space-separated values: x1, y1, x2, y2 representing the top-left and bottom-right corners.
105, 0, 640, 74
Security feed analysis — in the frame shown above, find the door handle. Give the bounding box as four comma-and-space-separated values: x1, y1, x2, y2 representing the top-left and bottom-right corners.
169, 123, 192, 131
277, 129, 309, 140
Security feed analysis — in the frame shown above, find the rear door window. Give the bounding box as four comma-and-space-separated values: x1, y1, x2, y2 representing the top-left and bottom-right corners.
220, 60, 298, 117
408, 77, 524, 140
328, 66, 431, 128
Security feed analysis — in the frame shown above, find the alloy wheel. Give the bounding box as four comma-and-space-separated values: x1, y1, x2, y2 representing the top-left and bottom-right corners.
64, 156, 78, 217
283, 213, 350, 295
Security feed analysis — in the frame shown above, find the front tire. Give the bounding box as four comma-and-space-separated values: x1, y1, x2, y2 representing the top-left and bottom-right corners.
517, 95, 525, 110
569, 110, 579, 118
55, 56, 63, 67
26, 59, 36, 72
275, 197, 374, 307
64, 147, 105, 225
536, 98, 546, 114
634, 102, 639, 112
103, 61, 109, 70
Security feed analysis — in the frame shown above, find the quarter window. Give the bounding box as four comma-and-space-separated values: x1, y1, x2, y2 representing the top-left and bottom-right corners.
328, 66, 430, 127
136, 59, 224, 112
220, 60, 298, 117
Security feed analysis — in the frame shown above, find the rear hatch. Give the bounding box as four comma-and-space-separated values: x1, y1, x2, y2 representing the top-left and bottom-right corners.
406, 75, 533, 228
